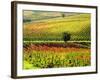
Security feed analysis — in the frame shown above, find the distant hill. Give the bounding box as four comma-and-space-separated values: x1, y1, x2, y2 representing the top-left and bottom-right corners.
23, 11, 80, 22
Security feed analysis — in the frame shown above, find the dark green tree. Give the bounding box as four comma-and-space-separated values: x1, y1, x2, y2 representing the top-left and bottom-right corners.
63, 32, 71, 43
62, 13, 65, 18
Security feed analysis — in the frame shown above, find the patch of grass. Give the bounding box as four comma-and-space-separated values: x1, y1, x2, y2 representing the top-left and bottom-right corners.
24, 61, 33, 69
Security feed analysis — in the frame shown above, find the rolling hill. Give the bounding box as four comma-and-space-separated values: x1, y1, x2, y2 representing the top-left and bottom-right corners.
23, 11, 91, 41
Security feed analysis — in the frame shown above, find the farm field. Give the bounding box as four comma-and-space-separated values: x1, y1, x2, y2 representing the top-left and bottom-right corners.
23, 11, 91, 69
23, 11, 91, 41
23, 42, 90, 69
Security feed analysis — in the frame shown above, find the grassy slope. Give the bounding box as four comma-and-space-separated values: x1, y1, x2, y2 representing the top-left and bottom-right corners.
23, 13, 91, 41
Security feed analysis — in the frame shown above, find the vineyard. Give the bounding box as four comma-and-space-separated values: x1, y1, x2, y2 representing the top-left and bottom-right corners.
23, 12, 91, 41
23, 11, 91, 69
23, 42, 90, 69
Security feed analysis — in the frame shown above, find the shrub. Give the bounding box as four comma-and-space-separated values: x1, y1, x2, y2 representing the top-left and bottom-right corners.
62, 32, 71, 43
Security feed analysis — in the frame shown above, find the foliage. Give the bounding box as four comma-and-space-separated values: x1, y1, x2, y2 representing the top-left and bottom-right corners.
23, 42, 90, 69
62, 32, 71, 42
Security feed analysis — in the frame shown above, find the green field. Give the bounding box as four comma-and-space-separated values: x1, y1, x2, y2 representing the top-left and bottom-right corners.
23, 11, 91, 41
23, 11, 91, 69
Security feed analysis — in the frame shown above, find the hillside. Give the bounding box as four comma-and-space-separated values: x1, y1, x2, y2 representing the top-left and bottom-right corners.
23, 11, 91, 41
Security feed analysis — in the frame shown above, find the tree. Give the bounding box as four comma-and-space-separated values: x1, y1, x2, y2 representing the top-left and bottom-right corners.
62, 13, 65, 18
62, 32, 71, 43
